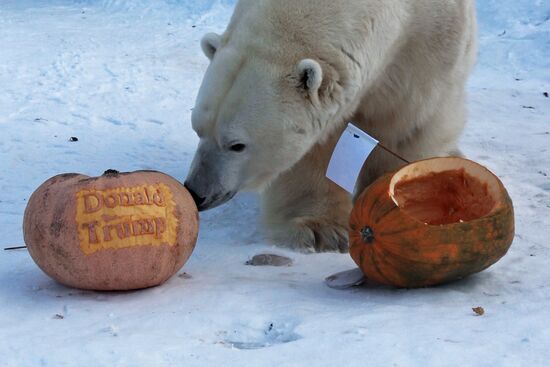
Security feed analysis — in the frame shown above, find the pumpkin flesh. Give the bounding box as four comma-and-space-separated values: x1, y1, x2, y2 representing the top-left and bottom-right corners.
392, 168, 495, 225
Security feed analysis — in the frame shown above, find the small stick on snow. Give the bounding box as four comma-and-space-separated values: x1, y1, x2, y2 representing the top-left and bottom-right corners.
4, 246, 27, 251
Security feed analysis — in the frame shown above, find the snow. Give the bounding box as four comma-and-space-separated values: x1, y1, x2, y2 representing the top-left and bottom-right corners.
0, 1, 549, 366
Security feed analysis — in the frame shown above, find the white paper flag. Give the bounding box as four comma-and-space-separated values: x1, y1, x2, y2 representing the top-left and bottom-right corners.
326, 123, 379, 193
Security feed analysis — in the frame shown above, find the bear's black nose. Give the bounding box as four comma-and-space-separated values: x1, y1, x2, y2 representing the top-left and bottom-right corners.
184, 182, 206, 208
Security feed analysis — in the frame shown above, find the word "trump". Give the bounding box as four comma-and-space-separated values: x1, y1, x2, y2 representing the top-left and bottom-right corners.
75, 184, 178, 255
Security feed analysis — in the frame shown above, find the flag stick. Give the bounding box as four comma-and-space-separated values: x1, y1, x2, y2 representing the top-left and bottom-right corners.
377, 143, 410, 164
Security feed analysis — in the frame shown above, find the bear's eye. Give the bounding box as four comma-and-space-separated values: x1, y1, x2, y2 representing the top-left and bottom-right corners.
228, 143, 246, 153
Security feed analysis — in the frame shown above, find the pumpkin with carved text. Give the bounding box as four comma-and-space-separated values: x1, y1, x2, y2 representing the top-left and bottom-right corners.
23, 170, 199, 290
349, 157, 514, 288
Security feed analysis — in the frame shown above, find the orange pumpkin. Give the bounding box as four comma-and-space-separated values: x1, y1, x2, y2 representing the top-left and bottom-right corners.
23, 169, 198, 290
349, 157, 514, 288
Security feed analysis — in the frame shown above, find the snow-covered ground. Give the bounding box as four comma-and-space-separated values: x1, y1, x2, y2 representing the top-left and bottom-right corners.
1, 1, 549, 366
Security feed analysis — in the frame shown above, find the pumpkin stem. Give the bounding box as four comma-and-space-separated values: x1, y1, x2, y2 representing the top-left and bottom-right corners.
103, 169, 120, 177
361, 226, 375, 244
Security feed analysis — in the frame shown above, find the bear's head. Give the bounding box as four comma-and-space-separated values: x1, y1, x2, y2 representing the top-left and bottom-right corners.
185, 31, 346, 211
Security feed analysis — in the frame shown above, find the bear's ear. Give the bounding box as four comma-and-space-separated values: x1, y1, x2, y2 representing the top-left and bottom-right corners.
201, 33, 222, 60
296, 59, 323, 93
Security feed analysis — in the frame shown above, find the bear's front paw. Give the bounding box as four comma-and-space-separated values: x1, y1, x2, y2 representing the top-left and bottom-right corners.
268, 220, 349, 253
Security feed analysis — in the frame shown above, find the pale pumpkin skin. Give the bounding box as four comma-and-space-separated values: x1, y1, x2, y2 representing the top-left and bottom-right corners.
349, 158, 515, 288
23, 170, 199, 291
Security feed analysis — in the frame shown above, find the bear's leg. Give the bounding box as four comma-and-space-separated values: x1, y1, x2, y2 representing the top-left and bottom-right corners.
354, 137, 464, 200
354, 91, 467, 197
261, 137, 352, 253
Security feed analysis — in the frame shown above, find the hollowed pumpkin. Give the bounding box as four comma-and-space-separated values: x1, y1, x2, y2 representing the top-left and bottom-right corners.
349, 157, 514, 288
23, 170, 199, 291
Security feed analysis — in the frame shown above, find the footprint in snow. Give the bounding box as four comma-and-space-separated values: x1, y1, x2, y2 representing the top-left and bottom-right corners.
224, 321, 301, 350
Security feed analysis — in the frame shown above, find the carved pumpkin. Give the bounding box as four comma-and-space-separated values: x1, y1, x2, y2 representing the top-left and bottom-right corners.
349, 157, 514, 288
23, 170, 198, 290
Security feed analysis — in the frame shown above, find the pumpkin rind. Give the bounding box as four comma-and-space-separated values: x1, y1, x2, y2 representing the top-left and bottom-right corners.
349, 158, 515, 288
23, 170, 199, 291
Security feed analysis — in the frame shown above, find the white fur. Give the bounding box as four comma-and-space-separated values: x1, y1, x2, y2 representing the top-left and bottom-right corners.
186, 0, 478, 252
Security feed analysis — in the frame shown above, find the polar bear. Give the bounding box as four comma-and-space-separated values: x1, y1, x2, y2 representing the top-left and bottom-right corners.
185, 0, 477, 253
